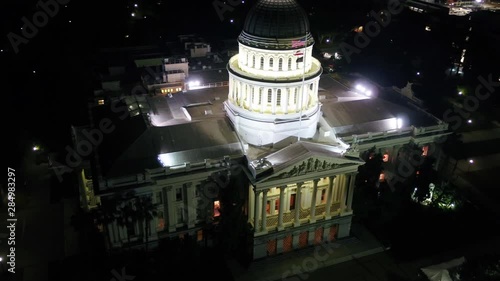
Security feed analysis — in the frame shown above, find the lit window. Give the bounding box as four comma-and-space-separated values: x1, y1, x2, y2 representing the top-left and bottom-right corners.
197, 230, 203, 241
383, 153, 389, 162
157, 211, 165, 231
422, 145, 429, 156
379, 172, 385, 182
275, 199, 280, 212
213, 200, 221, 217
266, 201, 271, 214
98, 99, 105, 105
321, 189, 327, 204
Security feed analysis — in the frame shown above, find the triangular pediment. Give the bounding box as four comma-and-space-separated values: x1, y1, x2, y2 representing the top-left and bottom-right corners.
261, 155, 362, 183
249, 141, 364, 184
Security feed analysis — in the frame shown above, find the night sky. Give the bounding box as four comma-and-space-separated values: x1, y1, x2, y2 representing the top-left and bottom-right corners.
2, 0, 500, 163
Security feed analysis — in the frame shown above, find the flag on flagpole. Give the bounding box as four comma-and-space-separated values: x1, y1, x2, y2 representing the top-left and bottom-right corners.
291, 39, 306, 48
293, 50, 304, 56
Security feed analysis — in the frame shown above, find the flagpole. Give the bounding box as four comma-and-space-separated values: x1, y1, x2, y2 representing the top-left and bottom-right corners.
298, 32, 307, 142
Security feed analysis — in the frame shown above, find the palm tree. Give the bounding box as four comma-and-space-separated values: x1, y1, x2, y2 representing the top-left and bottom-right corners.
116, 199, 137, 247
135, 195, 157, 252
93, 199, 119, 251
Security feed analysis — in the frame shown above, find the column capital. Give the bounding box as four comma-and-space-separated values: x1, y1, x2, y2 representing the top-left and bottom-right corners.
313, 178, 320, 184
329, 175, 336, 180
255, 189, 262, 195
279, 185, 287, 191
296, 182, 304, 188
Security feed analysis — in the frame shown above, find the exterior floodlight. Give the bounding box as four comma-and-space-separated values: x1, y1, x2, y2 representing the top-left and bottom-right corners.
469, 159, 474, 164
33, 146, 40, 151
397, 118, 403, 129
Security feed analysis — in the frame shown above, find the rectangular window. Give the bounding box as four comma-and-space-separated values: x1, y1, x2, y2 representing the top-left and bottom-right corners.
176, 188, 183, 201
268, 91, 272, 104
197, 230, 203, 242
156, 191, 163, 204
266, 201, 271, 214
321, 189, 327, 204
214, 200, 221, 217
422, 145, 429, 156
176, 206, 184, 224
195, 184, 201, 197
290, 194, 296, 210
157, 211, 165, 231
275, 199, 280, 212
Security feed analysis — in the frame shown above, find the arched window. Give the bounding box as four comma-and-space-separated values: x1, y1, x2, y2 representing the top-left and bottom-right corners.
278, 58, 283, 71
269, 58, 274, 69
252, 55, 256, 68
276, 89, 282, 106
267, 89, 273, 104
288, 58, 292, 70
259, 88, 263, 104
310, 83, 314, 90
260, 57, 264, 69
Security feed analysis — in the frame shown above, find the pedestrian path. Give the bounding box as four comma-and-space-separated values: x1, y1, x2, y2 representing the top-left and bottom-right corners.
227, 223, 386, 281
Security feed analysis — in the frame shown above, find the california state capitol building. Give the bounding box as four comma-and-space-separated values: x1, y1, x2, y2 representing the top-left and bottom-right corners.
76, 0, 451, 261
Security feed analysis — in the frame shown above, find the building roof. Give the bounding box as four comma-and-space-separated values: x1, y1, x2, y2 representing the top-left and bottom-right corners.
242, 0, 310, 39
321, 97, 440, 137
92, 98, 244, 178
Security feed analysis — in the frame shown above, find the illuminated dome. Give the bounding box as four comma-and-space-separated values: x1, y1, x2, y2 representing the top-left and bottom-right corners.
242, 0, 310, 39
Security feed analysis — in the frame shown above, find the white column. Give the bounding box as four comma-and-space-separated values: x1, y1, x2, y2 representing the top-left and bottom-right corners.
166, 186, 177, 232
254, 190, 261, 231
310, 179, 319, 223
249, 186, 255, 224
186, 182, 196, 228
346, 173, 357, 213
294, 182, 303, 227
278, 186, 286, 231
261, 189, 268, 233
325, 176, 335, 219
340, 174, 349, 214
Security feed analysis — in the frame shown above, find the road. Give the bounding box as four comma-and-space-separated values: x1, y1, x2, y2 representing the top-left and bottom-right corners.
1, 141, 75, 281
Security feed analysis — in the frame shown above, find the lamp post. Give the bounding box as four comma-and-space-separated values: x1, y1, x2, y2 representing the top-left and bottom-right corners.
0, 257, 4, 274
468, 159, 474, 173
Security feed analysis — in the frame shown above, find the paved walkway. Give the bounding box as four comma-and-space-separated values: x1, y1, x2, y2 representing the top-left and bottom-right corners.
227, 223, 386, 281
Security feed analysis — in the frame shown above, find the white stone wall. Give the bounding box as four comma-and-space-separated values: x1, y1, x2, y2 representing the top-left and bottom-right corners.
238, 44, 314, 79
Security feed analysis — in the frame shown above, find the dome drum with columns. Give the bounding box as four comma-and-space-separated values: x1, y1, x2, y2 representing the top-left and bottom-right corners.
225, 0, 323, 146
